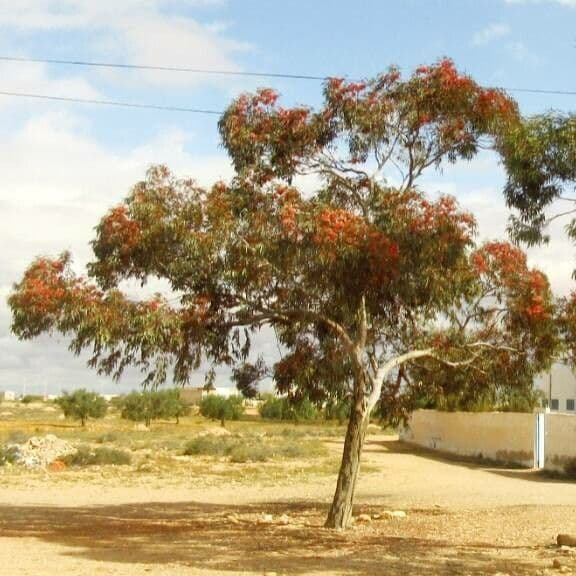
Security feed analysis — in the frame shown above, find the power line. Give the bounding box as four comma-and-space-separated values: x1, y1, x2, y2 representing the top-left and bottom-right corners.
0, 90, 223, 114
1, 54, 576, 97
0, 55, 327, 81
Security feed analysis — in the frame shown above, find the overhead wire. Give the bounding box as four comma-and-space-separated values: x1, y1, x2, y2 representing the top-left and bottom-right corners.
1, 54, 576, 96
0, 54, 575, 114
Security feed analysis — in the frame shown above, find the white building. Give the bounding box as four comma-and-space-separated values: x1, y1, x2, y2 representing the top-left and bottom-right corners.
534, 362, 576, 413
0, 390, 16, 401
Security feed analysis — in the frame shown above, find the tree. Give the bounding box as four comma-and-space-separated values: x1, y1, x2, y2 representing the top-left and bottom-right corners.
199, 395, 244, 426
120, 389, 189, 426
8, 59, 556, 529
56, 389, 107, 427
497, 113, 576, 249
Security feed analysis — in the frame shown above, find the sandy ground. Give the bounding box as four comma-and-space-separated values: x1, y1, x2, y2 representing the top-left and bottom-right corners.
1, 435, 576, 575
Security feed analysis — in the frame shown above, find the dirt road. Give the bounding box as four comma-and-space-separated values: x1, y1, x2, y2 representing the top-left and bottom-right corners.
1, 435, 575, 575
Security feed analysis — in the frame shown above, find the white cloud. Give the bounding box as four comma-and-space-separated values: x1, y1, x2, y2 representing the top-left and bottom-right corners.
0, 110, 236, 393
0, 1, 250, 88
471, 23, 511, 46
506, 40, 542, 64
0, 60, 100, 110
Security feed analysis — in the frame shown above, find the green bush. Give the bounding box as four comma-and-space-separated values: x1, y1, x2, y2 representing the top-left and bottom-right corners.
95, 432, 119, 444
56, 389, 107, 426
183, 434, 326, 462
0, 445, 19, 466
259, 395, 319, 422
228, 443, 272, 463
324, 399, 350, 424
183, 435, 233, 456
199, 395, 244, 426
20, 394, 44, 404
62, 446, 131, 467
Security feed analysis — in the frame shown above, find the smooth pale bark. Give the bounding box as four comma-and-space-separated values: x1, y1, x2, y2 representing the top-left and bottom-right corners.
324, 348, 436, 529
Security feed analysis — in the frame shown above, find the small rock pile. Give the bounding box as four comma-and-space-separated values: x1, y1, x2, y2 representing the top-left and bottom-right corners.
8, 434, 76, 468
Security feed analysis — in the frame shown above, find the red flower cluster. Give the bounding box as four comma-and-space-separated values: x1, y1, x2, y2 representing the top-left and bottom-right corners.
101, 206, 141, 255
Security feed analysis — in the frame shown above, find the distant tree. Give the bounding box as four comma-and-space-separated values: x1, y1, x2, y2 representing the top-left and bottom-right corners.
161, 389, 191, 423
120, 389, 189, 426
56, 389, 107, 427
200, 395, 244, 427
258, 394, 319, 421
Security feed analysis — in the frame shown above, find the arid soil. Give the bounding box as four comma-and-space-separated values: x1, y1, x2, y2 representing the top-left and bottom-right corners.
1, 435, 576, 575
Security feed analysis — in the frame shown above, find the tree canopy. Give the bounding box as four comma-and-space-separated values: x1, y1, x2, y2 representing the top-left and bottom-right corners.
8, 59, 557, 529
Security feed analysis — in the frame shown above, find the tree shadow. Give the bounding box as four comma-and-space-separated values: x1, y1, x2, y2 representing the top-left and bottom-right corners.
375, 438, 576, 485
0, 499, 554, 575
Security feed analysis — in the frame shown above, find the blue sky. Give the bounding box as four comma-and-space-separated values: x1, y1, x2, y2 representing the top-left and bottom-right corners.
0, 0, 575, 395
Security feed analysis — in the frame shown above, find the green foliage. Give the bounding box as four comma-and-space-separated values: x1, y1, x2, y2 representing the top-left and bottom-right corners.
183, 433, 326, 462
0, 445, 19, 466
120, 389, 190, 426
95, 432, 119, 444
497, 113, 576, 248
258, 394, 320, 422
199, 394, 244, 426
324, 399, 351, 424
20, 395, 43, 404
55, 389, 107, 426
62, 446, 131, 467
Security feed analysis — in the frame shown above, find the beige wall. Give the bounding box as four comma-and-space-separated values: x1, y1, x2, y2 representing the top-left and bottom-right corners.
545, 414, 576, 472
401, 410, 535, 467
179, 387, 204, 406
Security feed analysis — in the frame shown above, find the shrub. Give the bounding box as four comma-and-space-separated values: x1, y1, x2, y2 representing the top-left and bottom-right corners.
95, 432, 119, 444
183, 434, 326, 462
228, 443, 272, 463
324, 399, 350, 424
183, 435, 233, 456
56, 389, 107, 426
20, 394, 43, 404
199, 395, 244, 426
0, 445, 19, 466
62, 446, 131, 467
259, 395, 319, 422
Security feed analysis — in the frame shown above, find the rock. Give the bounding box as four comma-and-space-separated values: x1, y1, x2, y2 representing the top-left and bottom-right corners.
383, 510, 407, 519
277, 514, 290, 525
554, 559, 563, 569
258, 514, 274, 524
356, 514, 372, 524
558, 534, 576, 548
226, 514, 240, 525
10, 434, 76, 469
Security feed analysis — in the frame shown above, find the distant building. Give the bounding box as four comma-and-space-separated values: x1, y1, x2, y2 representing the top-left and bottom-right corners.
534, 362, 576, 413
179, 387, 208, 406
0, 390, 16, 401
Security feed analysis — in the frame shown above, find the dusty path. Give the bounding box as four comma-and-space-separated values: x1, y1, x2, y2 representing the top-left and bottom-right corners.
1, 435, 575, 575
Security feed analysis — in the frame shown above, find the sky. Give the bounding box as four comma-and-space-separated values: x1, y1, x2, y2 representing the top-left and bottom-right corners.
0, 0, 575, 396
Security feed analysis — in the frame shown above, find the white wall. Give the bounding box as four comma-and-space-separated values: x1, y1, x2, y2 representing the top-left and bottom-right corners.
401, 410, 535, 467
402, 409, 576, 474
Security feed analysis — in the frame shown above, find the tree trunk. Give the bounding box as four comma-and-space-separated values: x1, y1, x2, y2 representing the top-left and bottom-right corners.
325, 399, 369, 529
